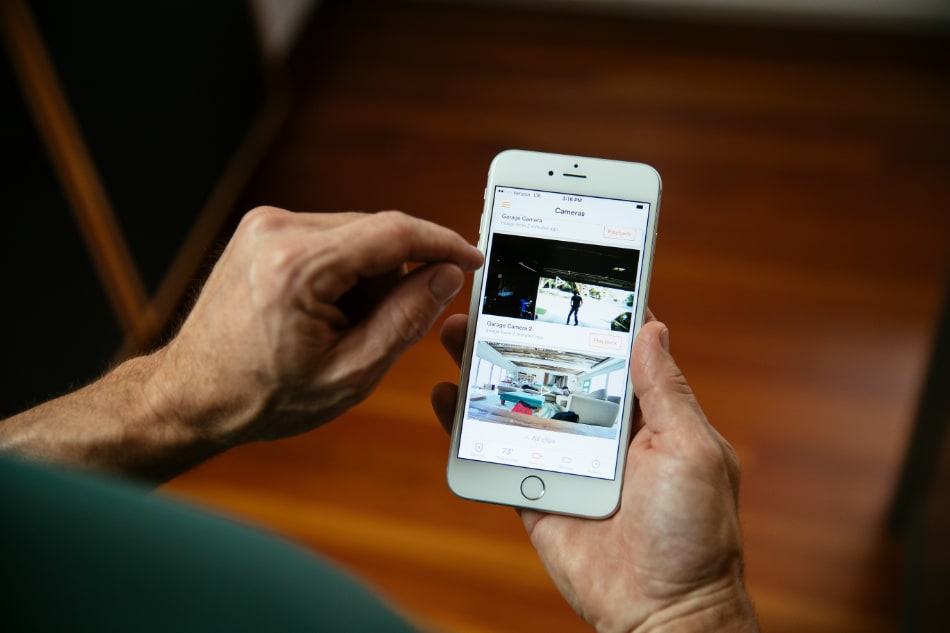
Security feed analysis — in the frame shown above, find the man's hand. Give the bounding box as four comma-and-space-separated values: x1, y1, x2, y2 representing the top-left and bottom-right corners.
431, 314, 758, 633
156, 208, 483, 446
1, 208, 483, 481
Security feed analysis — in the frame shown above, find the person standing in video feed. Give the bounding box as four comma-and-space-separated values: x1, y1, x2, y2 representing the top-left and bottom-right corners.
566, 288, 583, 326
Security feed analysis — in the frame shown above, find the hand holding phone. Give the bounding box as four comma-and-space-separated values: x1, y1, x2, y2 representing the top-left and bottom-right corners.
446, 150, 661, 518
433, 317, 758, 632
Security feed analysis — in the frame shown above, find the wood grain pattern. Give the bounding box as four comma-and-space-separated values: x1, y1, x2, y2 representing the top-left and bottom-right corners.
164, 2, 950, 631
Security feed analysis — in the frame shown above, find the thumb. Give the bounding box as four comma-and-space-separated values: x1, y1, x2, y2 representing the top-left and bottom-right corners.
630, 321, 708, 436
353, 262, 465, 363
632, 321, 742, 498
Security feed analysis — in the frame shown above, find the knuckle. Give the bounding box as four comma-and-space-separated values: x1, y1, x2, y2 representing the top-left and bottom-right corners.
373, 300, 424, 350
328, 365, 379, 409
377, 209, 409, 222
333, 384, 367, 412
240, 206, 287, 236
235, 208, 300, 294
395, 303, 433, 344
376, 210, 414, 241
393, 279, 446, 345
259, 242, 297, 278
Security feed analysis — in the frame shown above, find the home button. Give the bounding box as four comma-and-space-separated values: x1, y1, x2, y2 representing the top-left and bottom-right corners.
520, 476, 545, 500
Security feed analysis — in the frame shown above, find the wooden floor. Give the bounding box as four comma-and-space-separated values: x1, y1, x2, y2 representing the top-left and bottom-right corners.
163, 2, 950, 631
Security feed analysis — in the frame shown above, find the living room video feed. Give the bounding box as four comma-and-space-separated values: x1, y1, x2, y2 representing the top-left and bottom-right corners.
481, 234, 640, 332
466, 340, 626, 439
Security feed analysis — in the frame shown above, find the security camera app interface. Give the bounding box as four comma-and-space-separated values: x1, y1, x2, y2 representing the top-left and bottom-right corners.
458, 186, 651, 480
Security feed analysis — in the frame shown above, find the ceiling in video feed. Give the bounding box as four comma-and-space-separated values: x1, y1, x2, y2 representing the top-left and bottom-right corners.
483, 233, 640, 332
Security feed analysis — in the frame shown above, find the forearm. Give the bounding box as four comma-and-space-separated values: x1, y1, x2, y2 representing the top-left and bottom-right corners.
0, 349, 228, 483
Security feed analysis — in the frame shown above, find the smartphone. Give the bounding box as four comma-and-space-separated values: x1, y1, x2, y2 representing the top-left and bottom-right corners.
446, 150, 661, 518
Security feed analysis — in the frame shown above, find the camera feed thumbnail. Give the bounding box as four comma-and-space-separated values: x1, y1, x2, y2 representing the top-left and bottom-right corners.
467, 340, 625, 439
482, 234, 639, 332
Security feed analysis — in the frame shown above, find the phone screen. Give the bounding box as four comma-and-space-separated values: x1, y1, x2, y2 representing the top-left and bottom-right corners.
457, 185, 652, 480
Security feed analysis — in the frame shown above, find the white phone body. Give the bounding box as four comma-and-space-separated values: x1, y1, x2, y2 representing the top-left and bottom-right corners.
447, 150, 661, 518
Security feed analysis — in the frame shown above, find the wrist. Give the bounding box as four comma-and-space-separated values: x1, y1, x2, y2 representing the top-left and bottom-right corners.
142, 341, 262, 464
0, 350, 226, 482
632, 581, 758, 633
83, 350, 233, 481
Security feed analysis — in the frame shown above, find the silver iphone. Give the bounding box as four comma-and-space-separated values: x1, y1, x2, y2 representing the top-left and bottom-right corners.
446, 150, 661, 518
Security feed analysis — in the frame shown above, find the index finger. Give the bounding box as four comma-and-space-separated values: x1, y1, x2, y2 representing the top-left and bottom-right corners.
306, 211, 483, 303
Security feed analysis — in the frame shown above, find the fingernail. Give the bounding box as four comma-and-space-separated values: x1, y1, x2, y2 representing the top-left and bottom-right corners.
430, 267, 463, 303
